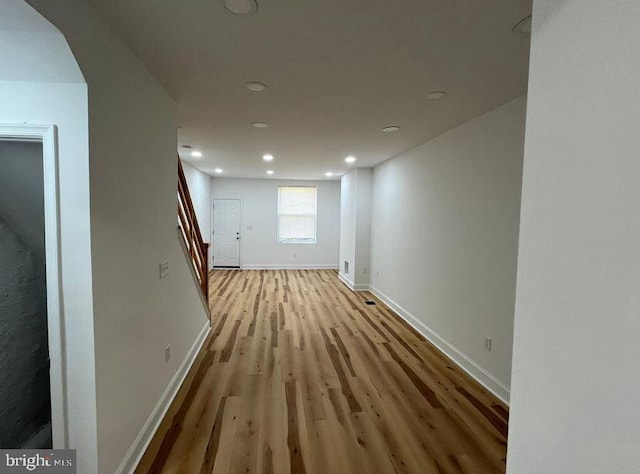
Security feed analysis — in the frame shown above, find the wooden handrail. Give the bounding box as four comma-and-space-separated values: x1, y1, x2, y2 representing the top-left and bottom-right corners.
177, 158, 209, 300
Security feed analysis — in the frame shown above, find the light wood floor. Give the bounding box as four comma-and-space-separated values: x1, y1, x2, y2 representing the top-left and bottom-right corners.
136, 270, 508, 474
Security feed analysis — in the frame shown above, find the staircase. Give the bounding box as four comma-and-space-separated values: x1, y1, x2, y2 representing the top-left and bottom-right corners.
177, 158, 209, 301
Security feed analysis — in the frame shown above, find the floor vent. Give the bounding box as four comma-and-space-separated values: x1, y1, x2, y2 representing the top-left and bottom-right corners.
364, 300, 376, 306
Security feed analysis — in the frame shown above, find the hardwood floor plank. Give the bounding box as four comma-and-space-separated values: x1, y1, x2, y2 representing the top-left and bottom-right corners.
136, 269, 509, 474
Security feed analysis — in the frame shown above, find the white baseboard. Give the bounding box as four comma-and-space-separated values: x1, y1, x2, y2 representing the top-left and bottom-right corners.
368, 285, 510, 405
241, 264, 339, 270
338, 272, 369, 291
116, 321, 211, 474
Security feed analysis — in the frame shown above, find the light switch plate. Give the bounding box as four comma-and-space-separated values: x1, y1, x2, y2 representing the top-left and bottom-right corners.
159, 260, 169, 279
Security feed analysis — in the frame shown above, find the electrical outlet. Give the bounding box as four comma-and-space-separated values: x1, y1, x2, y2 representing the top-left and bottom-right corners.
159, 260, 170, 279
293, 252, 297, 258
165, 345, 171, 363
484, 337, 492, 352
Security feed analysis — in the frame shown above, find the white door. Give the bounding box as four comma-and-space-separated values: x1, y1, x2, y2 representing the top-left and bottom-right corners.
213, 199, 241, 267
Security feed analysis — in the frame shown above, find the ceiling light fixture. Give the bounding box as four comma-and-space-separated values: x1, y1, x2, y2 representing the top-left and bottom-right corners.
245, 81, 267, 92
214, 168, 223, 174
223, 0, 258, 16
191, 150, 203, 158
325, 172, 334, 177
426, 90, 448, 101
263, 154, 274, 162
251, 122, 269, 129
382, 126, 400, 133
345, 156, 356, 164
513, 15, 532, 35
266, 170, 274, 175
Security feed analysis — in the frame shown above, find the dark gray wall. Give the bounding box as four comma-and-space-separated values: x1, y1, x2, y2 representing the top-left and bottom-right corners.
0, 140, 50, 448
0, 141, 45, 260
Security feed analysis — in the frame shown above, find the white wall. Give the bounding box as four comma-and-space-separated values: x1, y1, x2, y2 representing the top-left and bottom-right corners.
26, 0, 210, 472
211, 178, 340, 268
0, 1, 97, 470
370, 97, 526, 401
508, 2, 640, 473
339, 168, 373, 289
354, 169, 372, 287
181, 161, 213, 266
339, 171, 356, 278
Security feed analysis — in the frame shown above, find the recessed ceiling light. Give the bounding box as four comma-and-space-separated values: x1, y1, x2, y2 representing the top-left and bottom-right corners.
263, 154, 274, 162
191, 150, 202, 158
266, 170, 274, 175
345, 156, 356, 164
251, 122, 269, 129
426, 90, 448, 101
245, 81, 267, 92
223, 0, 258, 16
513, 15, 532, 35
325, 172, 334, 177
382, 126, 400, 133
181, 145, 192, 149
214, 168, 223, 174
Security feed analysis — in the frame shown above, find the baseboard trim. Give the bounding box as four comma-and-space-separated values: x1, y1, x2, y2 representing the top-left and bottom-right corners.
338, 272, 369, 291
368, 285, 510, 405
116, 321, 211, 474
241, 264, 339, 270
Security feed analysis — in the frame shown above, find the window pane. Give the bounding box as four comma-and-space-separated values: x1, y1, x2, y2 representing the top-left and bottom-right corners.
278, 187, 316, 215
278, 215, 316, 241
278, 187, 317, 242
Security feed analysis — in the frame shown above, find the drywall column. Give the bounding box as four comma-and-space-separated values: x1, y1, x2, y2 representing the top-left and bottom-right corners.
339, 168, 372, 290
507, 1, 640, 473
26, 1, 210, 472
0, 1, 97, 470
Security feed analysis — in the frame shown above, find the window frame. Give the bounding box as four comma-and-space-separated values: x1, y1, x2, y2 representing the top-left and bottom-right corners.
276, 185, 318, 244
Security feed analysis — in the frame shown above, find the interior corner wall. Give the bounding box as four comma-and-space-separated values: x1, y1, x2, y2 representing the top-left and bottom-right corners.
339, 171, 357, 282
370, 96, 526, 399
211, 178, 340, 268
339, 168, 372, 289
354, 169, 373, 287
26, 1, 210, 472
507, 2, 640, 473
0, 1, 97, 467
181, 161, 213, 266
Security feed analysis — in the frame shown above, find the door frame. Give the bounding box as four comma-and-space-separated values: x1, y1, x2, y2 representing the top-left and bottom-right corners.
211, 197, 242, 268
0, 124, 67, 448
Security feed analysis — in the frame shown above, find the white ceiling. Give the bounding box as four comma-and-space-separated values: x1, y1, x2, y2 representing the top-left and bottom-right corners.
87, 0, 531, 180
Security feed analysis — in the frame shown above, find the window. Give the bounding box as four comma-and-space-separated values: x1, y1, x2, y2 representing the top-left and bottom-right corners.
277, 186, 317, 243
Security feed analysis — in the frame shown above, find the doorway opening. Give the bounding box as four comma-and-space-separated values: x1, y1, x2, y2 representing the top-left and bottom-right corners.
0, 124, 65, 449
0, 139, 50, 448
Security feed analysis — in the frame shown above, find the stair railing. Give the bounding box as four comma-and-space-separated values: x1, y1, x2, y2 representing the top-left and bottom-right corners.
177, 158, 209, 300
